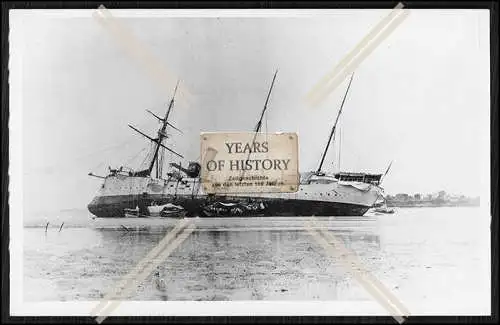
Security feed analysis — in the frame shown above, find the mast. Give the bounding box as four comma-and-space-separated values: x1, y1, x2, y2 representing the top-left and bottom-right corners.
150, 80, 179, 176
128, 81, 184, 177
316, 73, 354, 173
254, 69, 278, 133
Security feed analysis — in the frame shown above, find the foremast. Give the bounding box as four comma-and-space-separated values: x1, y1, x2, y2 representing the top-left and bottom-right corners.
128, 81, 184, 178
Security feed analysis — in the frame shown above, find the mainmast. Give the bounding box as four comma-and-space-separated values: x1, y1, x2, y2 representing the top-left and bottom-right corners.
254, 69, 278, 133
316, 73, 354, 173
128, 81, 184, 177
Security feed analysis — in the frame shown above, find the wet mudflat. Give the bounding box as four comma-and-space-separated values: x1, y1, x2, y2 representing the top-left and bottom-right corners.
24, 207, 490, 314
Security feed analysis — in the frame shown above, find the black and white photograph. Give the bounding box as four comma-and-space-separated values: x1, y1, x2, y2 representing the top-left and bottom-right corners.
8, 5, 492, 319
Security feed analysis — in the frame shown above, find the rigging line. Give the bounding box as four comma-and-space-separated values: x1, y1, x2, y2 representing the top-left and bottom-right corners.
159, 147, 165, 178
28, 114, 158, 175
25, 136, 138, 175
331, 123, 341, 173
84, 118, 157, 159
90, 161, 105, 174
125, 145, 149, 166
158, 148, 161, 178
139, 142, 155, 170
338, 126, 342, 172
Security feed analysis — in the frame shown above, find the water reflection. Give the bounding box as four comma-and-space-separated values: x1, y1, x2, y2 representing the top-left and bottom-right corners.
92, 218, 382, 300
24, 208, 490, 314
26, 217, 381, 301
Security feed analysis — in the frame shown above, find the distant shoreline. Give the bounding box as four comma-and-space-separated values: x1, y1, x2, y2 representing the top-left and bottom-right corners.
385, 192, 480, 209
386, 202, 480, 208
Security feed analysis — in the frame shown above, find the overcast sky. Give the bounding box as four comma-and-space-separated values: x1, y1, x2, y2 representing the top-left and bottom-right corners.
10, 9, 490, 215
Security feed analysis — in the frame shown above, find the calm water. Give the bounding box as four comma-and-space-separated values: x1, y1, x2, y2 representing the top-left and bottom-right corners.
24, 207, 490, 312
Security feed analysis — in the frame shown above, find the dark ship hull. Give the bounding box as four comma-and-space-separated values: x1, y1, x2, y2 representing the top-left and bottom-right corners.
88, 193, 371, 218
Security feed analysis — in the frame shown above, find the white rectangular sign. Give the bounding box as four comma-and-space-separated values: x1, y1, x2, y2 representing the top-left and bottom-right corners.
200, 132, 299, 194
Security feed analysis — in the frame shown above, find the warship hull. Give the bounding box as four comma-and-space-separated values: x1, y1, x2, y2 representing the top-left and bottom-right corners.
87, 175, 380, 218
88, 194, 372, 218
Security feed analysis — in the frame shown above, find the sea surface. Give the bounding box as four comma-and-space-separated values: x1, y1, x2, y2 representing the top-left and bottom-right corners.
23, 207, 490, 314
